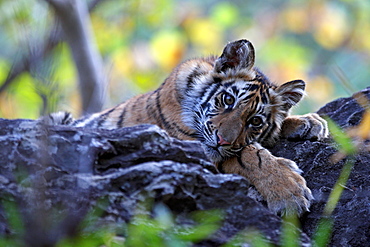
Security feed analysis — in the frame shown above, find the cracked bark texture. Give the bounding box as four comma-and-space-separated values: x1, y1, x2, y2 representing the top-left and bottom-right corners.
0, 87, 369, 246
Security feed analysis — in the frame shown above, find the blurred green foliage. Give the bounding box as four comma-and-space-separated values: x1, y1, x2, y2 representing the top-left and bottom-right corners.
122, 205, 223, 247
0, 0, 369, 119
1, 198, 223, 247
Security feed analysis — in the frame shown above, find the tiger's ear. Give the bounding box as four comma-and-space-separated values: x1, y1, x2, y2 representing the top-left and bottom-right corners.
275, 80, 305, 111
214, 39, 255, 73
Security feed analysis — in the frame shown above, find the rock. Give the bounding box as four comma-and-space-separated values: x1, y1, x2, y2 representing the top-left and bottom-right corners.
317, 87, 370, 128
0, 87, 369, 246
0, 120, 298, 246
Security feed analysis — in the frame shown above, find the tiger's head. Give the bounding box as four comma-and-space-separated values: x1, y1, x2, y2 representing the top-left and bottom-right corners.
179, 40, 305, 163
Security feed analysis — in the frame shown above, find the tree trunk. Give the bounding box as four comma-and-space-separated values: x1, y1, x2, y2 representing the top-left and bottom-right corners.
45, 0, 106, 115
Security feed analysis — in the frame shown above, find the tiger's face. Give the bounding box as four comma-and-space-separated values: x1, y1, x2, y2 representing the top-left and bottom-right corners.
201, 79, 272, 162
181, 40, 305, 163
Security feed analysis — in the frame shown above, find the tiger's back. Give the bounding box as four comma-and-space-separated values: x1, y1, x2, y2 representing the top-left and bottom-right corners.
67, 57, 219, 141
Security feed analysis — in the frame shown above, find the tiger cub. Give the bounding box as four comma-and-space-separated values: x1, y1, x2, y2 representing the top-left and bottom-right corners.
44, 40, 328, 215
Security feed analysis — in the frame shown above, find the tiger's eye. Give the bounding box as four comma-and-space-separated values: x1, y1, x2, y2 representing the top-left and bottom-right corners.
250, 116, 263, 127
223, 93, 235, 105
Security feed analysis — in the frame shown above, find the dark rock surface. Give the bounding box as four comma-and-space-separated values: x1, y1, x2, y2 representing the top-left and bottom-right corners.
317, 86, 370, 128
272, 86, 370, 247
0, 87, 369, 246
0, 122, 293, 246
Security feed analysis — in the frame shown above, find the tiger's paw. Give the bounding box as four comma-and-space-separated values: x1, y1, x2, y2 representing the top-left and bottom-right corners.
221, 145, 313, 215
263, 157, 314, 215
281, 113, 328, 141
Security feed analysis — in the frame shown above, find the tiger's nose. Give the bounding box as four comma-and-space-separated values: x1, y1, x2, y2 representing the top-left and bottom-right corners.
217, 134, 231, 146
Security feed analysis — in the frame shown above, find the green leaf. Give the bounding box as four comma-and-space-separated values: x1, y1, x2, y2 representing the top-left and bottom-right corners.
323, 158, 354, 216
326, 118, 356, 155
281, 214, 300, 247
312, 217, 334, 247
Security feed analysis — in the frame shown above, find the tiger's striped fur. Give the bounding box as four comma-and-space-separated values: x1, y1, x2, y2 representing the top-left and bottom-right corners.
44, 40, 328, 214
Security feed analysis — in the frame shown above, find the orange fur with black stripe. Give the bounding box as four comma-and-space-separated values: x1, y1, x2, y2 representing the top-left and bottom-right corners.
44, 40, 328, 214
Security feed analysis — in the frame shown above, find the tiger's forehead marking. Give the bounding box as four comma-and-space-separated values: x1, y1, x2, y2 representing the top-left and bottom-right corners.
220, 79, 268, 95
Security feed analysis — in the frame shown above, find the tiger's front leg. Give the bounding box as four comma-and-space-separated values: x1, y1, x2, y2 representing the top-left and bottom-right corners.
219, 144, 313, 215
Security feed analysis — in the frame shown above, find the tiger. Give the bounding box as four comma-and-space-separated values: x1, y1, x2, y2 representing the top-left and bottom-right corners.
43, 39, 328, 215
